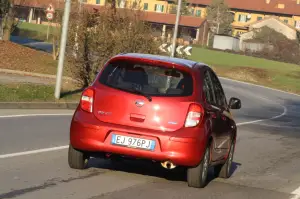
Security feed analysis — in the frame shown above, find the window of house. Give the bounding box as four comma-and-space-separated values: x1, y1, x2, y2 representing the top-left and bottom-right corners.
284, 19, 288, 24
257, 16, 263, 21
154, 4, 164, 12
143, 3, 148, 10
195, 10, 201, 17
238, 14, 248, 22
294, 20, 300, 28
96, 0, 100, 4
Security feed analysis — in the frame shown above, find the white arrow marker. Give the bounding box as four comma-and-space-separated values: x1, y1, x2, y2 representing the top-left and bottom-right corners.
184, 46, 192, 56
176, 45, 183, 55
159, 43, 167, 52
167, 44, 173, 53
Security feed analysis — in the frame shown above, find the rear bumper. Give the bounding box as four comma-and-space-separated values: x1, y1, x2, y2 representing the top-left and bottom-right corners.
70, 110, 207, 167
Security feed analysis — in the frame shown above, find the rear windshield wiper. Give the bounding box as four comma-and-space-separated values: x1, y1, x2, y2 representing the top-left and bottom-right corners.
131, 87, 152, 102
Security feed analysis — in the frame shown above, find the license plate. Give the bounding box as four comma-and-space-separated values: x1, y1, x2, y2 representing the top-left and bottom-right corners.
111, 134, 156, 151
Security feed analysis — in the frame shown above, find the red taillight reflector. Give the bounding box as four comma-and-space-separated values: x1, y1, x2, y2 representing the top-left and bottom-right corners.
80, 88, 94, 113
185, 104, 204, 127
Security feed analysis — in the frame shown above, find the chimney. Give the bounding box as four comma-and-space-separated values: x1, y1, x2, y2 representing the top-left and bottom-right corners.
266, 0, 271, 4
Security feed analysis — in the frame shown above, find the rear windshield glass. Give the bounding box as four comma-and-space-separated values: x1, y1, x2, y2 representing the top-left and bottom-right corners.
98, 60, 193, 97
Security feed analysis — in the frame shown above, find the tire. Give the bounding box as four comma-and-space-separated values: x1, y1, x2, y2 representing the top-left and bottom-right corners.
68, 144, 89, 170
187, 144, 210, 188
214, 139, 235, 179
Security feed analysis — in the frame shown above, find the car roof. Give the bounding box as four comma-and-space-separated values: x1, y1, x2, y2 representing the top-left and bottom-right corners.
113, 53, 208, 69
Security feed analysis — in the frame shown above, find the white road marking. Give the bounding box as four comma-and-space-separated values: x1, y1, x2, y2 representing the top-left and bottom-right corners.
0, 86, 289, 165
220, 77, 300, 98
291, 195, 300, 199
0, 145, 69, 159
223, 84, 288, 127
291, 187, 300, 199
0, 77, 298, 196
0, 105, 287, 160
236, 105, 287, 126
0, 113, 73, 118
255, 123, 300, 129
0, 93, 288, 159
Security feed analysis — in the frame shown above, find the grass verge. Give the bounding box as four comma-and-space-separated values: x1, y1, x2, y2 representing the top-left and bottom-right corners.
0, 41, 72, 77
190, 47, 300, 94
0, 83, 81, 102
12, 22, 59, 42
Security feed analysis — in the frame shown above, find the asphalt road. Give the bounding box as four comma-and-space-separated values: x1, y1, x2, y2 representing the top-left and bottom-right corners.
0, 78, 300, 199
11, 36, 53, 53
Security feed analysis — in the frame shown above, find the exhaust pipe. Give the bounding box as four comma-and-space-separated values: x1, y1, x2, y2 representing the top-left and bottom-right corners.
161, 160, 176, 169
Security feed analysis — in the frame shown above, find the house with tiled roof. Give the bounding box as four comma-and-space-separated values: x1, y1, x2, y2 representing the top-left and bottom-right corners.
81, 0, 300, 36
239, 16, 300, 51
13, 0, 209, 45
164, 0, 300, 36
13, 0, 300, 44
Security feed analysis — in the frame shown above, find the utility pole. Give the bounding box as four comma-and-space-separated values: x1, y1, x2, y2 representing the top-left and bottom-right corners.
54, 0, 71, 99
79, 0, 83, 12
170, 0, 182, 57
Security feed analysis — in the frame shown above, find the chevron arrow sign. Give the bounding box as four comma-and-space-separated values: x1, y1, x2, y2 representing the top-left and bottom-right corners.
159, 43, 172, 53
176, 45, 192, 56
183, 46, 192, 56
159, 43, 168, 52
176, 45, 183, 55
159, 43, 192, 56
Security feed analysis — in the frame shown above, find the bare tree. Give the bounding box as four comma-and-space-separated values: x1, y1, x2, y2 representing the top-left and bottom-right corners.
206, 0, 233, 35
169, 0, 191, 16
0, 0, 15, 40
67, 5, 162, 87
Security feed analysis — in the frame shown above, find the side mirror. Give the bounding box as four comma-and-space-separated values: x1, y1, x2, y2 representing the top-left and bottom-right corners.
229, 97, 241, 109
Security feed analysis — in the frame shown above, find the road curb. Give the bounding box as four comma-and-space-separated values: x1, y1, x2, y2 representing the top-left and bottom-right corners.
0, 102, 78, 109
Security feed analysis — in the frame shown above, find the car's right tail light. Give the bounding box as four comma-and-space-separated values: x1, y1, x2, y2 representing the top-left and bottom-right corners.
184, 103, 204, 127
80, 88, 94, 113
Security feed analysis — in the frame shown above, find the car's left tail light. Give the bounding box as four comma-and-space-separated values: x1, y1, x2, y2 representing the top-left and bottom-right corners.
184, 103, 204, 127
80, 88, 94, 113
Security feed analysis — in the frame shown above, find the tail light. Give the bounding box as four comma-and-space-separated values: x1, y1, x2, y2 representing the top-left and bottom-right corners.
80, 88, 94, 113
184, 103, 204, 127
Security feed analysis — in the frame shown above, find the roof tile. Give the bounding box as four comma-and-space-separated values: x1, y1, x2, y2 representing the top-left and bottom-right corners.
188, 0, 300, 16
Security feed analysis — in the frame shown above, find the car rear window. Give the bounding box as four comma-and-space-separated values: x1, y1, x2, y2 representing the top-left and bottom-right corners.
98, 60, 193, 97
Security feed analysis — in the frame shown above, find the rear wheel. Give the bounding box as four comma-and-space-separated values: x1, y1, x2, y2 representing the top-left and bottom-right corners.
68, 144, 89, 169
214, 139, 235, 178
187, 144, 210, 188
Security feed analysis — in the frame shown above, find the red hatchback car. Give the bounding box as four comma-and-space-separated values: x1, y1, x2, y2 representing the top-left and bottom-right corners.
68, 53, 241, 188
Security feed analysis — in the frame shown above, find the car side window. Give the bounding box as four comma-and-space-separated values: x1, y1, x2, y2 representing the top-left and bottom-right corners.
208, 70, 227, 108
203, 70, 215, 105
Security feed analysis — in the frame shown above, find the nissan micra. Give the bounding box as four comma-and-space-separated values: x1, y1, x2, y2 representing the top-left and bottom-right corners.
68, 53, 241, 188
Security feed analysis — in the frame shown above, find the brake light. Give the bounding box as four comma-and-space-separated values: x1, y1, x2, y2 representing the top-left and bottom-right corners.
184, 104, 204, 127
80, 88, 94, 113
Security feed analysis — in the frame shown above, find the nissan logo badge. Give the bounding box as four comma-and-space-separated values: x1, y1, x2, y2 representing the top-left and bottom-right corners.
135, 100, 144, 107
